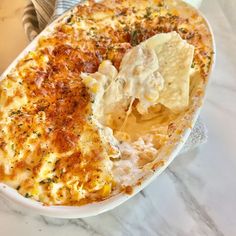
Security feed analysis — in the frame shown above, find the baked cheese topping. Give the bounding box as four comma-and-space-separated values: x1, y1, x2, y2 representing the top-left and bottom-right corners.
0, 0, 213, 205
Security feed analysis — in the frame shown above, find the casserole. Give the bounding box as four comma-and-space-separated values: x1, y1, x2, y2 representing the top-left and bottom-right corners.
0, 0, 215, 217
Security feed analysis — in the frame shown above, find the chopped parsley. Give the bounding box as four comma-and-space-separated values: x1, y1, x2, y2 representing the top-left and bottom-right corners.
130, 29, 141, 46
25, 193, 32, 198
40, 178, 53, 184
9, 109, 22, 116
66, 15, 74, 25
144, 7, 152, 19
33, 131, 41, 137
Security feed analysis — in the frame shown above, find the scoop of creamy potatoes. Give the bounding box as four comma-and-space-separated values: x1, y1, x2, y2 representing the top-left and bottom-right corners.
81, 31, 194, 129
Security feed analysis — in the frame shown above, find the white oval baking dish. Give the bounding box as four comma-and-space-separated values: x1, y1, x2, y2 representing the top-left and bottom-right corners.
0, 1, 215, 218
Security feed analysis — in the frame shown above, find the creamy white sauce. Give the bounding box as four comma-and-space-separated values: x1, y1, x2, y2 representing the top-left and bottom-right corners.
112, 137, 158, 186
81, 32, 194, 188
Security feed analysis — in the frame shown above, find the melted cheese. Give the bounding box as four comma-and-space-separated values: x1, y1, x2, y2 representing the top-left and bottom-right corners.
83, 31, 194, 132
116, 44, 164, 114
81, 31, 195, 189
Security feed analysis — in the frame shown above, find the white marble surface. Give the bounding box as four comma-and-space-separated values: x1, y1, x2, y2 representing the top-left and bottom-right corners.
0, 0, 236, 235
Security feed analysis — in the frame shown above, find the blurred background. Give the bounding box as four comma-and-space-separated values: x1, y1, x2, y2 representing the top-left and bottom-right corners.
0, 0, 28, 73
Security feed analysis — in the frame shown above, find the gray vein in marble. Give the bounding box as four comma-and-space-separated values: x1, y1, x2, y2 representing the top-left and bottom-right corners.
116, 189, 186, 236
108, 212, 134, 236
69, 219, 103, 236
0, 196, 26, 216
211, 81, 236, 93
40, 216, 68, 227
140, 190, 146, 198
143, 194, 186, 236
166, 168, 224, 236
156, 216, 186, 236
206, 99, 236, 118
107, 197, 160, 236
41, 216, 103, 236
168, 149, 205, 191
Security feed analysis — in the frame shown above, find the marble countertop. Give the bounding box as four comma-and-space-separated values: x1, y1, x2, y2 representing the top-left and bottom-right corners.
0, 0, 236, 235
